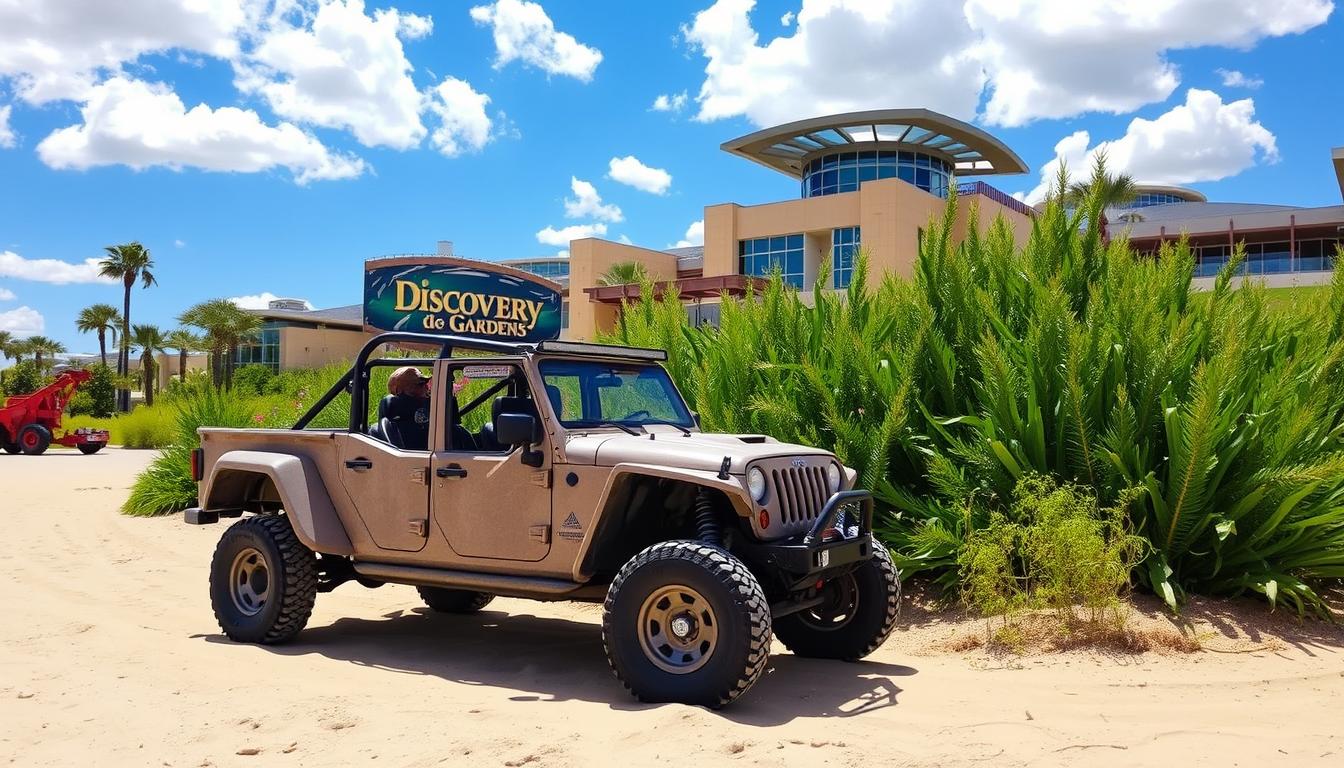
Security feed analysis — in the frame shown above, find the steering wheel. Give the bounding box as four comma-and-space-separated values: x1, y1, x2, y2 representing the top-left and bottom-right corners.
621, 410, 652, 421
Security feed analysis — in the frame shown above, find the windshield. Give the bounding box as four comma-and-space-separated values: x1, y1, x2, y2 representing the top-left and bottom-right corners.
538, 359, 694, 429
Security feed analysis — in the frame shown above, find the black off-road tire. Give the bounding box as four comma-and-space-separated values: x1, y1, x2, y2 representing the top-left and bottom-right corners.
774, 537, 901, 661
17, 424, 52, 455
417, 587, 495, 613
78, 442, 106, 455
209, 515, 318, 644
1, 441, 18, 454
602, 541, 772, 708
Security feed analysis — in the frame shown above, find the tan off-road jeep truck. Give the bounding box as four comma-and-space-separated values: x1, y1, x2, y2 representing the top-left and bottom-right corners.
185, 332, 900, 707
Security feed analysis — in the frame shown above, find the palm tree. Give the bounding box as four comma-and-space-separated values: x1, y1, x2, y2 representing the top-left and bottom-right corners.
178, 299, 262, 389
597, 261, 650, 286
24, 335, 67, 374
99, 242, 157, 412
165, 328, 205, 385
1064, 152, 1138, 243
130, 324, 167, 406
6, 336, 32, 364
0, 330, 14, 366
75, 303, 123, 367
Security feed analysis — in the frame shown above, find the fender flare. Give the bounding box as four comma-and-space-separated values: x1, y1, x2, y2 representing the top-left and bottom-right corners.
571, 462, 753, 581
204, 450, 353, 555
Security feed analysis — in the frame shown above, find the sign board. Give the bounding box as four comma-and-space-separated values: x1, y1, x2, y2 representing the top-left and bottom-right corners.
364, 257, 563, 342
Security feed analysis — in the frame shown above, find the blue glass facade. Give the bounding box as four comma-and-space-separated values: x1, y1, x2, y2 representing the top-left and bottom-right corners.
509, 260, 570, 279
1192, 239, 1339, 277
802, 150, 951, 199
832, 227, 860, 289
1128, 192, 1189, 208
235, 325, 280, 371
739, 234, 805, 288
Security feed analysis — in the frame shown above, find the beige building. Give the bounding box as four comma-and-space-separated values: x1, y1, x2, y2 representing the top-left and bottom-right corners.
562, 109, 1037, 339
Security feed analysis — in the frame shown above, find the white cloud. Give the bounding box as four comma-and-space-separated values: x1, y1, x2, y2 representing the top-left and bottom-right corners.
673, 219, 705, 248
426, 76, 494, 157
0, 105, 14, 148
174, 239, 186, 248
608, 155, 672, 195
470, 0, 603, 81
0, 0, 245, 104
536, 223, 607, 246
617, 234, 633, 245
229, 293, 313, 310
35, 77, 366, 185
564, 177, 623, 222
780, 10, 795, 26
233, 0, 430, 149
0, 287, 15, 301
555, 249, 570, 258
651, 91, 689, 112
682, 0, 984, 127
1019, 89, 1279, 204
0, 250, 114, 285
0, 306, 43, 336
1217, 68, 1263, 89
681, 0, 1332, 128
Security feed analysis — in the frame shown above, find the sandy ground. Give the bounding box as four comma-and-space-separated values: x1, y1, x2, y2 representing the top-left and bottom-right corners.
2, 448, 1342, 768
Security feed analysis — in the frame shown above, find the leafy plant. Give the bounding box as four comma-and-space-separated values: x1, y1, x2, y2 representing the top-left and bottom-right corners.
604, 161, 1344, 618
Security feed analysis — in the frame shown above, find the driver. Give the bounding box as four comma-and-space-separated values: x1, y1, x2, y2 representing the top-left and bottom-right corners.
386, 366, 432, 450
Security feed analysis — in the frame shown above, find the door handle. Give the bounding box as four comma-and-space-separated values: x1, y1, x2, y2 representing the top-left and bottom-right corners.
436, 464, 468, 479
344, 458, 374, 471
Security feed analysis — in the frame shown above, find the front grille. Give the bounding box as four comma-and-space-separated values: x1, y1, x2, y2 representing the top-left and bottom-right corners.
771, 465, 829, 525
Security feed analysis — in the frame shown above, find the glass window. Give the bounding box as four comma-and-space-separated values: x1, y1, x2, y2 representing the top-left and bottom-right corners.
832, 227, 860, 289
235, 324, 280, 372
802, 150, 958, 199
738, 233, 806, 288
537, 360, 693, 429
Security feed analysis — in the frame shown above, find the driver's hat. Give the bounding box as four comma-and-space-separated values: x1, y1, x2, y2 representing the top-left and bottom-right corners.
389, 366, 431, 395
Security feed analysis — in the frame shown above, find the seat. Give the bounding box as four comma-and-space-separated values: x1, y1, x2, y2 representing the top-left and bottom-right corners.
379, 394, 428, 451
544, 384, 564, 417
446, 396, 477, 451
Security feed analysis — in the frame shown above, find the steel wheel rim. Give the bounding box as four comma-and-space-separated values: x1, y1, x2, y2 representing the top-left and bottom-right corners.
21, 431, 37, 449
798, 573, 859, 631
637, 584, 718, 674
229, 547, 271, 617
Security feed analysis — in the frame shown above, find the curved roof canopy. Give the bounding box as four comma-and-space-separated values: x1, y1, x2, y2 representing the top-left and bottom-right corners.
721, 108, 1029, 178
1130, 184, 1208, 203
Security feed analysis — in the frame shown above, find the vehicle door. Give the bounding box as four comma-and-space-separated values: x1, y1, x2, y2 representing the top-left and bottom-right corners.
336, 362, 435, 553
429, 360, 552, 562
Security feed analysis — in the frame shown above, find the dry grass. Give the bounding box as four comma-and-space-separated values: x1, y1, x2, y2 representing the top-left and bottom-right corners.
890, 577, 1344, 660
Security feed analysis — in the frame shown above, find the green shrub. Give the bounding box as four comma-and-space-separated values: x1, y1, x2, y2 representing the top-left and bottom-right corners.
66, 405, 178, 448
605, 167, 1344, 618
232, 364, 275, 396
2, 360, 43, 396
67, 390, 95, 416
123, 385, 262, 516
82, 363, 117, 417
959, 477, 1142, 622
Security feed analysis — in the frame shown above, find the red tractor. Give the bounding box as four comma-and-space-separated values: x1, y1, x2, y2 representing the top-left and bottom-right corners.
0, 369, 111, 455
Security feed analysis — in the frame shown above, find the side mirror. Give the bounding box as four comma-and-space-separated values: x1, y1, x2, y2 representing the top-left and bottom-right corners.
495, 412, 537, 446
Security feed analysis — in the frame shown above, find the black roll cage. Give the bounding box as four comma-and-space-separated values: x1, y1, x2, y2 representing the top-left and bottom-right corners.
291, 332, 672, 432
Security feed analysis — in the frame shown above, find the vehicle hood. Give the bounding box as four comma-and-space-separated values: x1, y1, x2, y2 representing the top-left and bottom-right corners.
562, 428, 834, 474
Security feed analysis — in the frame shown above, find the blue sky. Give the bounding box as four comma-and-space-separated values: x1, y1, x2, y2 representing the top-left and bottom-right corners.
0, 0, 1340, 357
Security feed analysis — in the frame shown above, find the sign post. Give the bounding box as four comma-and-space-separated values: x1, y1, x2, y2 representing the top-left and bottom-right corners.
364, 257, 563, 342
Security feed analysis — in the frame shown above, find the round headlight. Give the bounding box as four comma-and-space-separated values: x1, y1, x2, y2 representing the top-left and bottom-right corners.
747, 467, 767, 502
827, 462, 842, 492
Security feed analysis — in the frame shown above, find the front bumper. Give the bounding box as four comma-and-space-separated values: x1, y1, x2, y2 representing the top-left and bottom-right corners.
739, 490, 875, 583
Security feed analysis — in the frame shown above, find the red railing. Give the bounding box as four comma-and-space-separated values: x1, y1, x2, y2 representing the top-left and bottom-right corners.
956, 181, 1037, 219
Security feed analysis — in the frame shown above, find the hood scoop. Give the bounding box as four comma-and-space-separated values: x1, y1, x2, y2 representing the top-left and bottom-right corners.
736, 435, 768, 444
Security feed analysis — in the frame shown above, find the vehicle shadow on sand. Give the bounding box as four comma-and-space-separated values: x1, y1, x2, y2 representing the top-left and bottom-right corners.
198, 606, 915, 723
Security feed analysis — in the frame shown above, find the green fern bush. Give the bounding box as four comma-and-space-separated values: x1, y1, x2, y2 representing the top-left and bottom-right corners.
604, 162, 1344, 618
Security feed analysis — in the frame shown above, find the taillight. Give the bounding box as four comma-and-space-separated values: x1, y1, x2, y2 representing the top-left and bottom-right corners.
191, 448, 205, 482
